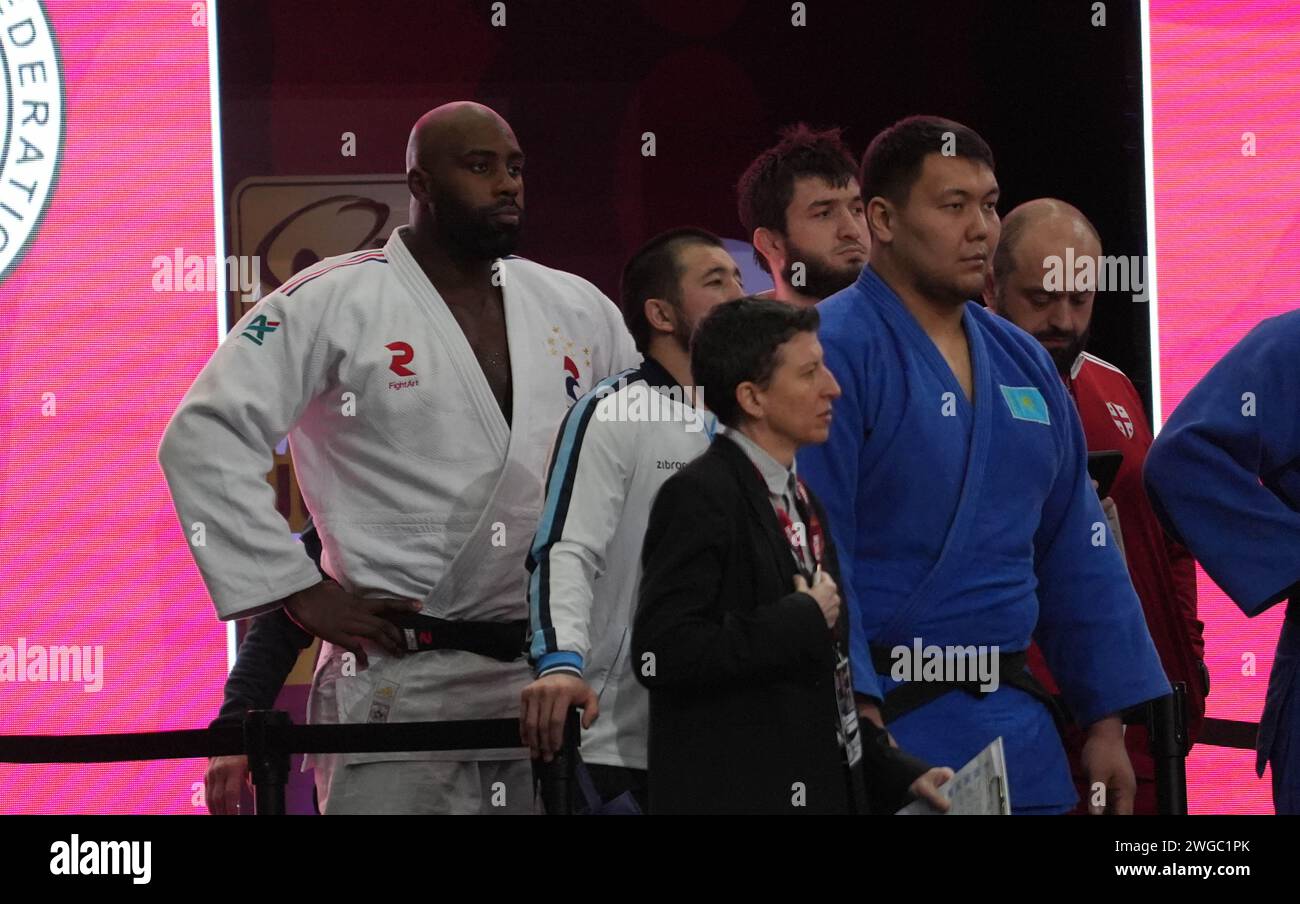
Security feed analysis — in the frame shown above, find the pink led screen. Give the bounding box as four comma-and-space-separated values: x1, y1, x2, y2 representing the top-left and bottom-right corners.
0, 1, 225, 813
1150, 0, 1300, 814
0, 0, 1295, 816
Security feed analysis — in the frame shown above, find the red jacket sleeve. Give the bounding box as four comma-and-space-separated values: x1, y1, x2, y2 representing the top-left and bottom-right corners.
1166, 536, 1205, 662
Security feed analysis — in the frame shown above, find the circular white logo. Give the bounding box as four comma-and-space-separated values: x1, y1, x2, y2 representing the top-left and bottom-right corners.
0, 0, 63, 283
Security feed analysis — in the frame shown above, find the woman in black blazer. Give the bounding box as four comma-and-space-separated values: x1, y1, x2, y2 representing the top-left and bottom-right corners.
633, 297, 952, 814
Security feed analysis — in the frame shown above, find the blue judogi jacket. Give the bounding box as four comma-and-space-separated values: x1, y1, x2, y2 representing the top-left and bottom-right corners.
799, 265, 1169, 812
1145, 310, 1300, 810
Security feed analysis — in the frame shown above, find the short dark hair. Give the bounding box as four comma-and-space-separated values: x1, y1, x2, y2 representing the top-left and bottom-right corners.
620, 227, 724, 354
690, 296, 820, 428
860, 115, 995, 210
736, 124, 858, 275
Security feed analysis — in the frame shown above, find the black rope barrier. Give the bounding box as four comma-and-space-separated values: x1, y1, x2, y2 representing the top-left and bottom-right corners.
1201, 718, 1258, 751
0, 718, 524, 764
0, 710, 581, 815
0, 691, 1254, 815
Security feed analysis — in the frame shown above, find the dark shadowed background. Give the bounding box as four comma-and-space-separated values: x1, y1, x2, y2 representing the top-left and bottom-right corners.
219, 0, 1151, 408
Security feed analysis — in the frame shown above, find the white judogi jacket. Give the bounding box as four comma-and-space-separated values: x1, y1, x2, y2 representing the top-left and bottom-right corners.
159, 226, 639, 763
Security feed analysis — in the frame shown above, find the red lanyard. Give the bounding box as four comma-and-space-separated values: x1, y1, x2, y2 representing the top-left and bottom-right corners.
752, 462, 824, 577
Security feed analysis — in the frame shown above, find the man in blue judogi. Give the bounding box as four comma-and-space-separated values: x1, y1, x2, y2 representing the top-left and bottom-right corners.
798, 115, 1169, 814
1145, 311, 1300, 814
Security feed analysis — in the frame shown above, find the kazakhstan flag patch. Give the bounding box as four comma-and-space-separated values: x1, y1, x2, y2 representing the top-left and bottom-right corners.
999, 385, 1051, 425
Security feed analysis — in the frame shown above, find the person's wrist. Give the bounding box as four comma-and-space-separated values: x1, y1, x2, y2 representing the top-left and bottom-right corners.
1086, 714, 1125, 741
282, 592, 306, 622
282, 579, 324, 610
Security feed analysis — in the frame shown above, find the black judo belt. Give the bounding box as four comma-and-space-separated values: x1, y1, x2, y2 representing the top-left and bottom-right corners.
389, 613, 527, 663
869, 645, 1069, 733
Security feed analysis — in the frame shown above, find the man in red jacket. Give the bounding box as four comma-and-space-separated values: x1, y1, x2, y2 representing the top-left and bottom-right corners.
984, 198, 1207, 814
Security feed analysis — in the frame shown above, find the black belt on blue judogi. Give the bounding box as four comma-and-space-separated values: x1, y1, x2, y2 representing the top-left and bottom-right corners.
869, 645, 1069, 732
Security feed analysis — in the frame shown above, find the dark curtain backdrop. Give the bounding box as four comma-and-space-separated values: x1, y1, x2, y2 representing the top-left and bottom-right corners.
219, 0, 1151, 411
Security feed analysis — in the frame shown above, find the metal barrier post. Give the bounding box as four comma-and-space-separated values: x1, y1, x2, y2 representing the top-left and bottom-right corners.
535, 708, 582, 815
1148, 684, 1190, 816
244, 709, 290, 816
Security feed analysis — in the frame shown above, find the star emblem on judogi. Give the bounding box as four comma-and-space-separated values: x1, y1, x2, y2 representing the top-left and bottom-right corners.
547, 329, 591, 367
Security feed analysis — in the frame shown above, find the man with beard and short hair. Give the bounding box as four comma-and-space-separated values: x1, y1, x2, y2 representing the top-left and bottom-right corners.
737, 124, 869, 307
988, 199, 1101, 374
521, 227, 740, 812
985, 198, 1207, 815
796, 115, 1169, 814
159, 101, 640, 814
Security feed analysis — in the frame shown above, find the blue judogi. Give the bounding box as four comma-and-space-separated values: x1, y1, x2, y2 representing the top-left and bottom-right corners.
798, 266, 1169, 813
1145, 310, 1300, 814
